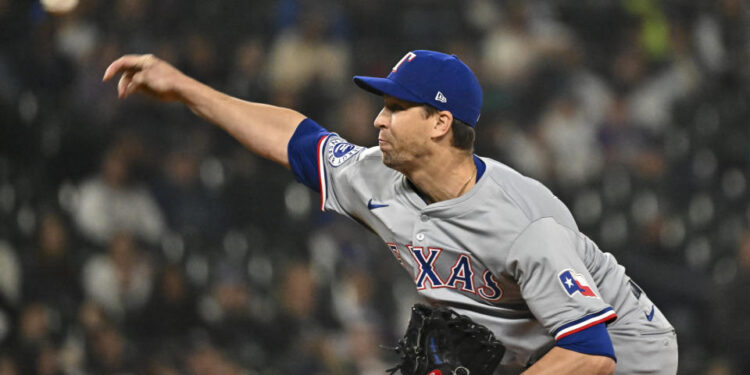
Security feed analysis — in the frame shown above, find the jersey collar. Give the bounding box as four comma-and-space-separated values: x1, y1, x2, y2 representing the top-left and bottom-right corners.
403, 155, 488, 213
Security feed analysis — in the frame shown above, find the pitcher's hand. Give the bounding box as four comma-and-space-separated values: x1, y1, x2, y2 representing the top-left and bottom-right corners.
103, 54, 189, 101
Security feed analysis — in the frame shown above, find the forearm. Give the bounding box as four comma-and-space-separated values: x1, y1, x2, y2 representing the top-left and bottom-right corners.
523, 347, 615, 375
178, 77, 304, 167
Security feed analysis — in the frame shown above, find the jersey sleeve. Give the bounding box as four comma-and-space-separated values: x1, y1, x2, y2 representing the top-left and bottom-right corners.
287, 117, 374, 215
287, 118, 332, 192
556, 322, 615, 360
507, 217, 617, 357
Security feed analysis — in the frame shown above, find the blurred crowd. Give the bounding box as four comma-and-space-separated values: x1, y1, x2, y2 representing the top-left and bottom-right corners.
0, 0, 749, 374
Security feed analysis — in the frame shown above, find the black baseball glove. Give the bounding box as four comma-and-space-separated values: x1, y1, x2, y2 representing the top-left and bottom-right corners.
386, 304, 506, 375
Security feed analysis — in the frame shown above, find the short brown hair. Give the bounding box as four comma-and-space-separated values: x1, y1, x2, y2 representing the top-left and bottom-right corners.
421, 105, 475, 151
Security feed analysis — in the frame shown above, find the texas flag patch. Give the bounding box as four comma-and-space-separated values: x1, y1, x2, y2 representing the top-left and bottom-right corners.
558, 269, 597, 298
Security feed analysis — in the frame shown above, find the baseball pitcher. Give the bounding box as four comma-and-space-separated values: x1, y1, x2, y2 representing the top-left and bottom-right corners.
103, 50, 678, 374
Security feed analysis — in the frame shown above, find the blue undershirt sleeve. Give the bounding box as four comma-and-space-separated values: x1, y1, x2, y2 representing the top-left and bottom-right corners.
555, 322, 616, 361
287, 118, 331, 192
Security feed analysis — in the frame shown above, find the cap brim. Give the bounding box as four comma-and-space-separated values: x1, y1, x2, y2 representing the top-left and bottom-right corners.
353, 76, 424, 104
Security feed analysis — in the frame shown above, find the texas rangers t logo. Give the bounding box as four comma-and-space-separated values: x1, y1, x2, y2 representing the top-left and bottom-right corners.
558, 269, 597, 297
392, 51, 417, 72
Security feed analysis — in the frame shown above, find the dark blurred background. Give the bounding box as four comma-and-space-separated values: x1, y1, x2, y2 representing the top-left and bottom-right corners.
0, 0, 749, 374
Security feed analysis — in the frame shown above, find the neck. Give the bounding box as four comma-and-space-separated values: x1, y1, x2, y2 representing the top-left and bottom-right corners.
404, 151, 476, 204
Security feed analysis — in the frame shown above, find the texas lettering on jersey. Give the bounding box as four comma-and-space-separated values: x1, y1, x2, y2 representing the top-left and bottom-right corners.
387, 242, 504, 303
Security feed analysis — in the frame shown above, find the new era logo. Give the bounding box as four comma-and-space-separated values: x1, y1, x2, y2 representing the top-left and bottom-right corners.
435, 91, 447, 103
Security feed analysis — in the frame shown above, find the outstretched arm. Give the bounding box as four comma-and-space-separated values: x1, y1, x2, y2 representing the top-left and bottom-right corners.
102, 54, 304, 168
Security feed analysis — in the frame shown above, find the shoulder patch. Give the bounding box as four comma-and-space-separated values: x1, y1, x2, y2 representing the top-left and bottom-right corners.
558, 269, 597, 298
327, 138, 363, 167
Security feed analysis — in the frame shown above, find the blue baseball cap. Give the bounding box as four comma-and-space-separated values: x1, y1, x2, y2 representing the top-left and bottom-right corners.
353, 50, 483, 127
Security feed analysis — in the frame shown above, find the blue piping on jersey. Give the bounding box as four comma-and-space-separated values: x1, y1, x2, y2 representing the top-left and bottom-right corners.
554, 307, 617, 340
473, 154, 486, 181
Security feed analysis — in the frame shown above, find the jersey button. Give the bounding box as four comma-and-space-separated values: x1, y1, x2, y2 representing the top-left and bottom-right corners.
420, 214, 429, 222
416, 233, 425, 241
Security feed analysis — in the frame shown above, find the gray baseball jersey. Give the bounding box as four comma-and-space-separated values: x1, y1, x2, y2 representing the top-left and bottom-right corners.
288, 120, 677, 371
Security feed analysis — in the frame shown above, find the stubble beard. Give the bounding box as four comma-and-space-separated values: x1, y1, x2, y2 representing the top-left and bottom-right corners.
381, 149, 407, 171
381, 146, 423, 175
381, 150, 399, 169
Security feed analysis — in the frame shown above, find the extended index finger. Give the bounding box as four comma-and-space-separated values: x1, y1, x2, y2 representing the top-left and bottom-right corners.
102, 54, 148, 82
